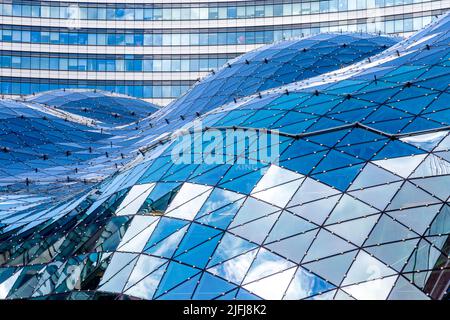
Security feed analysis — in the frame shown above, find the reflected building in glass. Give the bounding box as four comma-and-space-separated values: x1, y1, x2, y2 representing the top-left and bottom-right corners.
0, 0, 449, 105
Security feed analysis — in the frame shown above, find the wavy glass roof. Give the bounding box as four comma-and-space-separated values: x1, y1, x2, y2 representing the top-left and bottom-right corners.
0, 99, 111, 190
0, 15, 449, 300
0, 96, 154, 198
134, 33, 399, 139
26, 89, 158, 126
194, 24, 449, 136
0, 34, 398, 201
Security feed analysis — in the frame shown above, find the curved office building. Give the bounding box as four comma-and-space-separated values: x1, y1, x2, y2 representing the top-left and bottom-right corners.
0, 0, 449, 105
0, 13, 449, 300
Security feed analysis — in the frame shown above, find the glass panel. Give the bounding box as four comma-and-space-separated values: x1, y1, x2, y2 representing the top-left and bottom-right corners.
115, 183, 156, 216
243, 267, 296, 300
303, 229, 356, 262
342, 251, 395, 285
243, 248, 295, 284
284, 267, 335, 300
165, 183, 213, 219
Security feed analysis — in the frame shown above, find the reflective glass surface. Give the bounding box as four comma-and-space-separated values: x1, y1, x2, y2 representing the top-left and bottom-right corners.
0, 13, 449, 300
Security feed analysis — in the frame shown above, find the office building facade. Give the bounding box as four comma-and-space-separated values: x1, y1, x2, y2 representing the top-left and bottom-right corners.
0, 0, 449, 105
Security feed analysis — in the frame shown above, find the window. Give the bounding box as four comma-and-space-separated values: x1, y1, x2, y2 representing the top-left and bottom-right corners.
237, 6, 246, 18
227, 6, 237, 18
143, 60, 152, 71
199, 8, 209, 19
181, 8, 190, 19
31, 5, 40, 17
41, 6, 50, 18
12, 4, 21, 16
172, 8, 180, 20
274, 4, 283, 16
2, 4, 12, 16
162, 8, 171, 20
88, 8, 98, 20
209, 7, 218, 19
144, 8, 153, 20
255, 6, 265, 17
98, 8, 107, 20
50, 6, 59, 18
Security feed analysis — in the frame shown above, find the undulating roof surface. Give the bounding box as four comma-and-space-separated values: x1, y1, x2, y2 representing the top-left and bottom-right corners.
0, 33, 398, 202
133, 33, 399, 139
26, 90, 158, 126
0, 99, 111, 192
0, 15, 449, 300
0, 96, 153, 198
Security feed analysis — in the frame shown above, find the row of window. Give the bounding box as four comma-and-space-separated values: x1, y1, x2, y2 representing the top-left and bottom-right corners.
0, 16, 433, 47
0, 79, 193, 98
0, 54, 230, 72
0, 0, 430, 21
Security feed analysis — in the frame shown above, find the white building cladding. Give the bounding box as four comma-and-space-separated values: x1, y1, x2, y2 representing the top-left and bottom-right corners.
0, 0, 449, 105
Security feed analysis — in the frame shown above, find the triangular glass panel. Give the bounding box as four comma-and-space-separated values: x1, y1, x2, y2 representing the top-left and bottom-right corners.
156, 273, 201, 300
365, 238, 419, 271
124, 264, 166, 300
235, 287, 262, 300
388, 276, 430, 300
303, 250, 357, 286
144, 224, 189, 258
288, 177, 340, 206
207, 233, 258, 267
228, 197, 279, 228
252, 173, 304, 208
192, 272, 237, 300
373, 155, 427, 178
312, 164, 364, 192
117, 216, 159, 253
410, 154, 450, 178
349, 163, 401, 191
265, 210, 316, 243
365, 215, 419, 246
195, 188, 244, 219
98, 253, 138, 293
124, 255, 166, 291
230, 211, 281, 244
243, 248, 295, 284
266, 230, 317, 263
349, 182, 402, 210
196, 198, 245, 229
243, 267, 297, 300
144, 217, 189, 250
342, 250, 396, 286
326, 215, 379, 246
400, 131, 448, 151
326, 194, 378, 224
175, 234, 223, 268
303, 229, 356, 262
208, 249, 258, 284
426, 205, 450, 236
174, 223, 222, 256
387, 181, 439, 210
115, 183, 156, 216
342, 275, 398, 300
154, 261, 200, 297
388, 204, 441, 235
165, 183, 213, 220
284, 266, 336, 300
288, 195, 341, 225
410, 176, 450, 201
